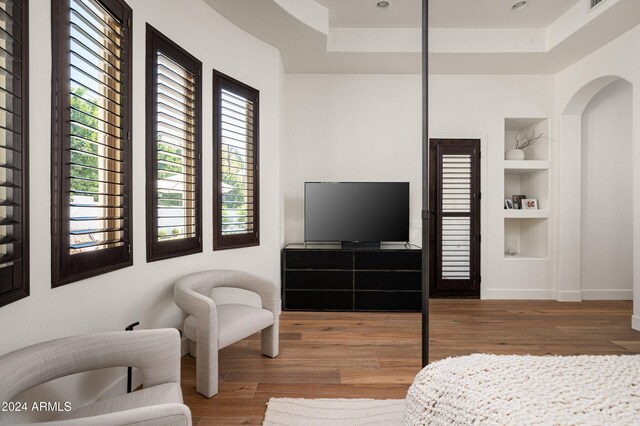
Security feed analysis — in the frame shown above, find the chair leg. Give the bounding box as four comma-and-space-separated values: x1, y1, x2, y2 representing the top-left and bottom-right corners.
261, 323, 279, 358
196, 337, 219, 398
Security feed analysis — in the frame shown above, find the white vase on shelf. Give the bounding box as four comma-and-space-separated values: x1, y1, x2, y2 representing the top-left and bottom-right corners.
505, 149, 525, 160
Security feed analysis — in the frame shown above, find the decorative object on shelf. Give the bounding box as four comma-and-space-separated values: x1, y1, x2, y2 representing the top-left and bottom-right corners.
504, 199, 514, 209
505, 128, 546, 160
505, 240, 517, 256
505, 148, 525, 160
512, 195, 526, 209
521, 199, 538, 210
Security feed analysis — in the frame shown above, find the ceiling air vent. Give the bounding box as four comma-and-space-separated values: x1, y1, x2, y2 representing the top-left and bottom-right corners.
590, 0, 607, 9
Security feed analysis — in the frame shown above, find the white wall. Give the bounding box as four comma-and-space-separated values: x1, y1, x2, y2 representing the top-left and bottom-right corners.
555, 24, 640, 328
0, 0, 284, 415
283, 73, 556, 299
431, 75, 556, 299
283, 74, 422, 246
580, 79, 634, 300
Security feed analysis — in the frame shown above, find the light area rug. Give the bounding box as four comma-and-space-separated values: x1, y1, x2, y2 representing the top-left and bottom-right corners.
263, 398, 405, 425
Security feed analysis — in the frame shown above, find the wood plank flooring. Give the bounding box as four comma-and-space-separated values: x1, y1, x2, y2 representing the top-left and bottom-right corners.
181, 300, 640, 425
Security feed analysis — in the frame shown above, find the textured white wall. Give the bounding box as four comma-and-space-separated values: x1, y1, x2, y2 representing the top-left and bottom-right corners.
581, 79, 634, 300
0, 0, 284, 415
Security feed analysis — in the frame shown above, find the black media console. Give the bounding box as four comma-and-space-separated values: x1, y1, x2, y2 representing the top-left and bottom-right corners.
282, 243, 422, 312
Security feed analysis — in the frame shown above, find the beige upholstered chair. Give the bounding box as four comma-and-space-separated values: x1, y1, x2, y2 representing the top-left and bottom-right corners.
0, 329, 191, 425
174, 270, 280, 398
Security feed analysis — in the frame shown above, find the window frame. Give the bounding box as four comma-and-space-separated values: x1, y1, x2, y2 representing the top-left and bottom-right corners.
212, 70, 260, 250
145, 24, 202, 262
51, 0, 133, 287
0, 0, 30, 307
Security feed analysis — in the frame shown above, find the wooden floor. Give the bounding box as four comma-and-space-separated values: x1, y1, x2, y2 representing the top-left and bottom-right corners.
181, 300, 640, 425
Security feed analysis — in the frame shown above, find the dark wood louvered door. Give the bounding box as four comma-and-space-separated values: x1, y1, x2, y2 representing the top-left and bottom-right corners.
429, 139, 480, 298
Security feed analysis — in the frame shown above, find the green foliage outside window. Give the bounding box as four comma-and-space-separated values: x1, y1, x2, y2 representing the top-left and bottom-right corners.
69, 87, 100, 200
157, 140, 185, 207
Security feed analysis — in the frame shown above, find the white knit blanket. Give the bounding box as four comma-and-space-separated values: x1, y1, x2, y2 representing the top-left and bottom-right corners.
405, 354, 640, 425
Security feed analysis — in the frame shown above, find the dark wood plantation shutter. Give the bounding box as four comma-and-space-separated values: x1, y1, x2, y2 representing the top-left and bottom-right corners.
213, 70, 259, 250
51, 0, 132, 286
0, 0, 29, 306
429, 139, 481, 298
146, 25, 202, 262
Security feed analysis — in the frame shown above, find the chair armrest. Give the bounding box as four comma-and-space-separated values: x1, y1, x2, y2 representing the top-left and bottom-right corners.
175, 270, 280, 315
0, 329, 181, 404
37, 403, 192, 426
235, 272, 280, 315
174, 281, 218, 322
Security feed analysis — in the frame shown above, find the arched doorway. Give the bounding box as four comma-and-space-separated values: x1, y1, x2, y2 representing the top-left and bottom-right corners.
581, 80, 633, 300
557, 76, 634, 302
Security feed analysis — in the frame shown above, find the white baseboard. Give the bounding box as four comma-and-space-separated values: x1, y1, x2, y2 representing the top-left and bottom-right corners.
491, 290, 632, 301
632, 315, 640, 331
556, 291, 582, 302
482, 289, 555, 300
581, 289, 633, 300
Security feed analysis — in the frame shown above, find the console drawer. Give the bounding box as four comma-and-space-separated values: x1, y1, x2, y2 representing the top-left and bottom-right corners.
285, 250, 352, 270
286, 271, 352, 290
284, 290, 353, 310
354, 291, 421, 311
355, 271, 421, 291
355, 251, 421, 271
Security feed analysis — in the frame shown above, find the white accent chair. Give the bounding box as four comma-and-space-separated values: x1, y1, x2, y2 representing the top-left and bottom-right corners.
0, 329, 191, 425
174, 270, 280, 398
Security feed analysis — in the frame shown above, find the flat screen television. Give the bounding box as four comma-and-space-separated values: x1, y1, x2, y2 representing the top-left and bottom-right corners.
304, 182, 410, 244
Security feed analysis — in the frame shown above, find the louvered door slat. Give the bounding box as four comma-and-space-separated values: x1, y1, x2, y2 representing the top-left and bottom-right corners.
441, 153, 473, 280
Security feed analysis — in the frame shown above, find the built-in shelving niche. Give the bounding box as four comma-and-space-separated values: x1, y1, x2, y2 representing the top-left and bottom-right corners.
504, 218, 549, 259
503, 118, 551, 259
504, 118, 549, 161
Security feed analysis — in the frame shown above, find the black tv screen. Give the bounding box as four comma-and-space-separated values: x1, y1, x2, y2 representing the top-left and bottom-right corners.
304, 182, 410, 243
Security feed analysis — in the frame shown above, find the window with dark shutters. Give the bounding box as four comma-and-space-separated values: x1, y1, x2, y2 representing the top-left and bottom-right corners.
213, 70, 259, 250
146, 25, 202, 261
0, 0, 29, 306
51, 0, 133, 286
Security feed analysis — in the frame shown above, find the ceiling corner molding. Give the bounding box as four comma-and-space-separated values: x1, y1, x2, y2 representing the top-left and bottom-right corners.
204, 0, 640, 74
273, 0, 329, 35
429, 29, 546, 54
327, 28, 421, 53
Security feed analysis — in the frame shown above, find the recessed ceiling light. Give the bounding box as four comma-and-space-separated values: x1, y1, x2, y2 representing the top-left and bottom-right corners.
511, 1, 528, 11
376, 1, 390, 9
